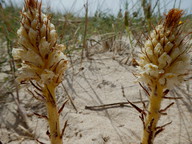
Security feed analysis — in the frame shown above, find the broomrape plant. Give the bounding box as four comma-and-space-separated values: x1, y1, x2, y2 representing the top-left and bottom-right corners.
12, 0, 67, 143
136, 9, 191, 144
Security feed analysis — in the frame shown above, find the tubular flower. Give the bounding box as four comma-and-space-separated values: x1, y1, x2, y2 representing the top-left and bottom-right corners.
12, 0, 67, 86
137, 9, 191, 90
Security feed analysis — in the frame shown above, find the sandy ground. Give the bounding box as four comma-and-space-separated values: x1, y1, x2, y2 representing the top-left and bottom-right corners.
0, 48, 192, 144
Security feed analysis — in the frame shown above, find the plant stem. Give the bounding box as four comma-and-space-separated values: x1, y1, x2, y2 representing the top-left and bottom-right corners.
142, 82, 164, 144
44, 83, 62, 144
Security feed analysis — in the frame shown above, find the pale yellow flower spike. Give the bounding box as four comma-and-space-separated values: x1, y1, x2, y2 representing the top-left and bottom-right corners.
137, 9, 191, 144
12, 0, 67, 143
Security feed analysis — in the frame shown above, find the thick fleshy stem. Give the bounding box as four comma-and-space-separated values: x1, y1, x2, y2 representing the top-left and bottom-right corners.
44, 83, 62, 144
141, 82, 164, 144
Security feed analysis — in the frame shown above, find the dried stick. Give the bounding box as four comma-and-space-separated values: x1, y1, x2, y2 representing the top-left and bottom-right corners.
85, 100, 148, 110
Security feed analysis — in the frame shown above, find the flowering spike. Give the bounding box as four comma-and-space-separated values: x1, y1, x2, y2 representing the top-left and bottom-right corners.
137, 9, 191, 90
12, 0, 67, 86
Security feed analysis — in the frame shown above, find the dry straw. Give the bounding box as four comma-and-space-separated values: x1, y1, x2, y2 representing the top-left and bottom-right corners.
136, 9, 191, 144
12, 0, 67, 143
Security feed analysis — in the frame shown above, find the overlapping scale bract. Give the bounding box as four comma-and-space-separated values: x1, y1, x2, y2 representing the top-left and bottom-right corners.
137, 10, 191, 89
12, 0, 67, 86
